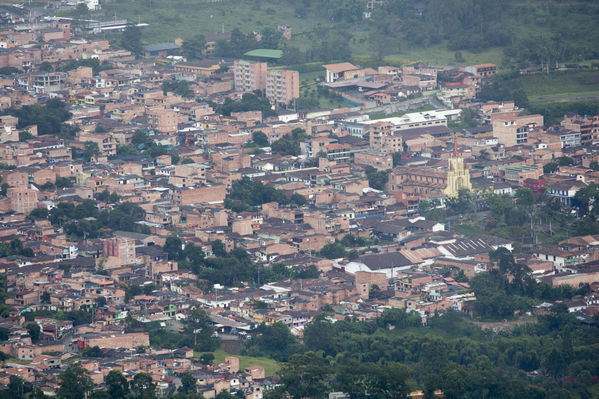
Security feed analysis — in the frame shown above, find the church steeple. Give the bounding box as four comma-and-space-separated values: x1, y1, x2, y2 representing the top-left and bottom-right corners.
453, 134, 458, 157
444, 136, 472, 197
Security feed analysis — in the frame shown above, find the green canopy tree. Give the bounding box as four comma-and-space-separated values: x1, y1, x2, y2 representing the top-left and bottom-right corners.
106, 370, 129, 399
121, 25, 143, 55
8, 375, 25, 399
184, 307, 219, 351
56, 364, 94, 399
278, 351, 333, 399
181, 34, 206, 60
131, 373, 155, 399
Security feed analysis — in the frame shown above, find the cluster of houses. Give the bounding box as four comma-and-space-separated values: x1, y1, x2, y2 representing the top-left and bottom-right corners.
0, 13, 599, 398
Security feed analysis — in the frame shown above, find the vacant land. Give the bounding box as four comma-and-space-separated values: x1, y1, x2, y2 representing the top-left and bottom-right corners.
202, 349, 280, 377
520, 70, 599, 100
97, 0, 320, 47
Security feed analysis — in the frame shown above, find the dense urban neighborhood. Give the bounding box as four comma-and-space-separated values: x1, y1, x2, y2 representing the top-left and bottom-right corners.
0, 1, 599, 399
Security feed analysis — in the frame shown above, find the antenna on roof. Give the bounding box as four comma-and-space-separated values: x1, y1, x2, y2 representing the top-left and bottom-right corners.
29, 0, 33, 30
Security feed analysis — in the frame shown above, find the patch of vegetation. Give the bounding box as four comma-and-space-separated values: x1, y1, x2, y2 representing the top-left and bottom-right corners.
206, 349, 281, 377
528, 99, 599, 126
270, 128, 310, 156
213, 93, 276, 118
2, 99, 77, 139
162, 80, 193, 98
224, 176, 306, 212
30, 199, 149, 239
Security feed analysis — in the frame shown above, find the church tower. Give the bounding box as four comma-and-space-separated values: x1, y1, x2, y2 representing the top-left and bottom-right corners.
444, 138, 472, 197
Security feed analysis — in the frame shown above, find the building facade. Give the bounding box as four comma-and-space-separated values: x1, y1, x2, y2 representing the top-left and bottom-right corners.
233, 60, 267, 93
266, 69, 299, 106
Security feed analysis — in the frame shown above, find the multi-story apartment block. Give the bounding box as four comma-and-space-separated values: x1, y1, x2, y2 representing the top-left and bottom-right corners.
233, 60, 267, 93
266, 69, 299, 106
234, 60, 299, 106
561, 114, 599, 146
492, 114, 544, 147
7, 186, 38, 214
147, 108, 179, 135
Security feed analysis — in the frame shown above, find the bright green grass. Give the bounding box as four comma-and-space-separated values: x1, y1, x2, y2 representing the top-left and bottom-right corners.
97, 0, 323, 46
519, 70, 599, 100
383, 45, 505, 68
299, 85, 348, 109
197, 349, 280, 377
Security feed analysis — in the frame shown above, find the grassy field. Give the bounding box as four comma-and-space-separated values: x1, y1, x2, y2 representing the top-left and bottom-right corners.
95, 0, 322, 46
299, 85, 348, 109
519, 70, 599, 100
40, 0, 599, 68
198, 349, 280, 377
382, 45, 505, 68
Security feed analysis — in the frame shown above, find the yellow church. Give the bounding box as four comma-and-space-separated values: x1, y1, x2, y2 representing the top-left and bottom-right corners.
443, 142, 472, 197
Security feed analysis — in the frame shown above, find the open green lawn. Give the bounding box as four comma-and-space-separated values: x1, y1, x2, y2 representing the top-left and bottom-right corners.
299, 85, 348, 109
382, 45, 505, 68
520, 70, 599, 100
197, 349, 280, 377
95, 0, 323, 46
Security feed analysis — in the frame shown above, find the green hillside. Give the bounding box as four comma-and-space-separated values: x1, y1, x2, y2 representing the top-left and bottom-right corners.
84, 0, 599, 67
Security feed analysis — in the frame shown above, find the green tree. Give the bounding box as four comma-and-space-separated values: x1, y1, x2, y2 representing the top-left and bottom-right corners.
199, 352, 215, 365
179, 372, 196, 393
95, 296, 107, 307
39, 62, 53, 72
164, 236, 183, 260
337, 359, 410, 399
121, 25, 143, 55
77, 141, 100, 162
184, 307, 219, 352
211, 239, 227, 257
56, 177, 73, 188
260, 27, 283, 48
182, 35, 206, 60
252, 131, 269, 146
30, 388, 47, 399
543, 162, 559, 174
8, 375, 25, 399
244, 322, 300, 361
57, 364, 94, 399
131, 373, 155, 399
303, 314, 340, 356
278, 351, 333, 399
162, 80, 193, 98
392, 151, 402, 167
364, 166, 390, 191
319, 242, 346, 259
558, 156, 574, 166
82, 345, 104, 357
106, 370, 129, 399
26, 323, 41, 342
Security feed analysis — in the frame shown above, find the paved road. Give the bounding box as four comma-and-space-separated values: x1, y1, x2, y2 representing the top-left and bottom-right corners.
530, 93, 599, 103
